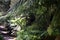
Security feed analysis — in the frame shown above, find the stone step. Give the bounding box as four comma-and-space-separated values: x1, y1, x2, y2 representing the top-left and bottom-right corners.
0, 28, 8, 31
0, 29, 17, 36
0, 26, 17, 37
0, 30, 17, 37
0, 26, 8, 31
0, 30, 9, 34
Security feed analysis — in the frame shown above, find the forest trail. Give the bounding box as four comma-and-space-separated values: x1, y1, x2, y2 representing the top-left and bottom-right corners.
0, 25, 16, 40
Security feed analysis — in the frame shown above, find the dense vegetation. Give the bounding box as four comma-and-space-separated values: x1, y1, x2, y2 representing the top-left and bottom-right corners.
0, 0, 60, 40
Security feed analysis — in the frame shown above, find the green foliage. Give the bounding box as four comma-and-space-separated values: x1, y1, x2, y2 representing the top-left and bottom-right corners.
13, 0, 49, 40
17, 30, 41, 40
0, 0, 59, 40
2, 0, 58, 40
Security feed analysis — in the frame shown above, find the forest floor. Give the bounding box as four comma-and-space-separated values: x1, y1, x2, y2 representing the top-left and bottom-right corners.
0, 25, 16, 40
